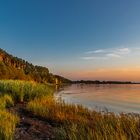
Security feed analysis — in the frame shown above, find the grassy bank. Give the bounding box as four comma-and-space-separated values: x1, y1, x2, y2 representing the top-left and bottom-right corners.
0, 80, 54, 102
0, 80, 53, 140
27, 96, 140, 140
0, 80, 140, 140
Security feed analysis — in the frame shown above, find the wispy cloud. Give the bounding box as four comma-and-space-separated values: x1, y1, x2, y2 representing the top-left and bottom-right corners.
135, 47, 140, 50
116, 48, 130, 55
86, 49, 105, 54
80, 56, 107, 60
81, 47, 131, 60
106, 53, 121, 58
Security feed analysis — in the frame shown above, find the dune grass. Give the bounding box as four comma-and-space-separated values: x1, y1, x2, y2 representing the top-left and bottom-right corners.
27, 96, 140, 140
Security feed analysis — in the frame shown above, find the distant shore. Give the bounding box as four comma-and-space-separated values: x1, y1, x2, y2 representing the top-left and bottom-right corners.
72, 80, 140, 84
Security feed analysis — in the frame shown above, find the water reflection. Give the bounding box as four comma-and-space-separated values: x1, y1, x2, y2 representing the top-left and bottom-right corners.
55, 84, 140, 114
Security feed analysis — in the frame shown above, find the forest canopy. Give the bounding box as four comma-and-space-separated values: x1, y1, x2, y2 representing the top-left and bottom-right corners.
0, 48, 71, 84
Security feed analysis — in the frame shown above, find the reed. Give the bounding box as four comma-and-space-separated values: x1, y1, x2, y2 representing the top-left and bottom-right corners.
0, 80, 53, 103
0, 94, 14, 109
0, 94, 19, 140
0, 80, 140, 139
0, 80, 53, 140
0, 109, 19, 140
27, 96, 140, 140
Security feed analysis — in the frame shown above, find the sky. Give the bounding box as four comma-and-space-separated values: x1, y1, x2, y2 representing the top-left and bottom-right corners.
1, 0, 140, 81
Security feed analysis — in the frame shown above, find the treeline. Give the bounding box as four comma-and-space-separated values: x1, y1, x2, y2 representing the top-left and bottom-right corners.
73, 80, 133, 84
0, 48, 71, 84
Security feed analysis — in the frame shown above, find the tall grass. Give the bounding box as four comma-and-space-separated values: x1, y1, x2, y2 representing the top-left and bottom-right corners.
0, 94, 19, 140
27, 97, 140, 140
0, 80, 54, 103
0, 94, 14, 109
0, 109, 19, 140
27, 97, 90, 123
1, 80, 140, 139
0, 80, 53, 140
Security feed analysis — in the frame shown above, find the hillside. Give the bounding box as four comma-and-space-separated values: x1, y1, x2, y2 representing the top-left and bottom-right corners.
0, 48, 71, 84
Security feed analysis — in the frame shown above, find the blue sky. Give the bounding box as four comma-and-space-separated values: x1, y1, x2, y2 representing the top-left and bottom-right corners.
1, 0, 140, 81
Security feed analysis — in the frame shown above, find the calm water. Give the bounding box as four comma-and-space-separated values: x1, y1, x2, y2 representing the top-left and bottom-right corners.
55, 84, 140, 114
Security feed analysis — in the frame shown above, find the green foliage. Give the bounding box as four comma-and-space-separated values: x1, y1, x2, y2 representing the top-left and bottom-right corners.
0, 62, 28, 80
0, 80, 54, 103
0, 80, 54, 140
0, 48, 71, 84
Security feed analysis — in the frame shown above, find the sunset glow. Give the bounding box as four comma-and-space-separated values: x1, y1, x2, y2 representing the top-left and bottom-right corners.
1, 0, 140, 81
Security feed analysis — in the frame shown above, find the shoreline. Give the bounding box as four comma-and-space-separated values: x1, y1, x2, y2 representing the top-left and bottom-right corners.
0, 80, 140, 139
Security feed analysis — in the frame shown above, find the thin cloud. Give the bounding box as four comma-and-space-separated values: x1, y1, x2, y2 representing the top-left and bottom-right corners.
116, 48, 130, 54
133, 47, 140, 50
82, 47, 132, 60
106, 53, 121, 58
86, 49, 105, 54
80, 56, 107, 60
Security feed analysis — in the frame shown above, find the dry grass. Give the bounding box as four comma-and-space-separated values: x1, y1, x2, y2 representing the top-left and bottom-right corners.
0, 94, 19, 140
0, 94, 14, 109
1, 80, 140, 140
0, 109, 19, 140
27, 96, 140, 140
